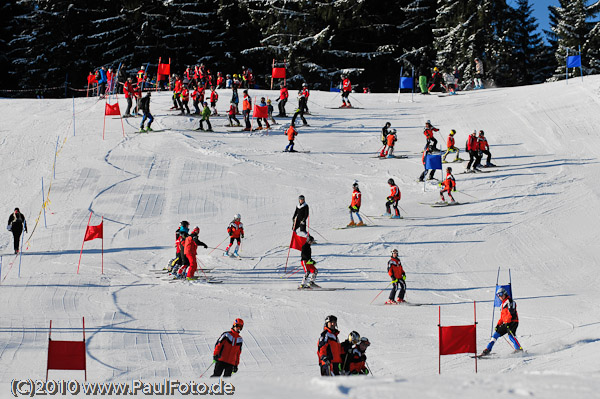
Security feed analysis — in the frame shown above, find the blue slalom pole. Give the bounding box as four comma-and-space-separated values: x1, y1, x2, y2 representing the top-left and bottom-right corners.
53, 135, 59, 179
490, 266, 500, 337
42, 177, 47, 228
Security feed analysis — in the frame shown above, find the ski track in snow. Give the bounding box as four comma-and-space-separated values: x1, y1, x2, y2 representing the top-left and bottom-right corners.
1, 82, 600, 397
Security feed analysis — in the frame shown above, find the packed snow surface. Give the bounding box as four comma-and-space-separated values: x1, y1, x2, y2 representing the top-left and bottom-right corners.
1, 78, 600, 398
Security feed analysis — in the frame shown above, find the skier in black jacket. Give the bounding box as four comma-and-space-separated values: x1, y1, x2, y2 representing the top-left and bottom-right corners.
139, 92, 153, 132
300, 235, 318, 288
292, 195, 309, 234
7, 208, 27, 254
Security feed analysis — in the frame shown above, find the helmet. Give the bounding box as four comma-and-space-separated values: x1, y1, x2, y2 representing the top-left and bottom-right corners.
475, 58, 480, 62
307, 235, 315, 243
387, 178, 395, 185
479, 130, 485, 136
233, 318, 244, 329
267, 99, 271, 104
434, 67, 439, 72
234, 214, 241, 220
359, 337, 371, 346
426, 120, 431, 124
226, 74, 231, 78
496, 287, 508, 297
302, 83, 307, 87
325, 315, 338, 325
447, 167, 453, 173
472, 130, 477, 135
390, 129, 397, 134
191, 226, 199, 235
352, 181, 359, 189
341, 74, 346, 79
385, 122, 391, 127
298, 195, 305, 201
348, 331, 360, 344
391, 249, 398, 255
180, 221, 190, 227
141, 66, 145, 70
450, 129, 456, 135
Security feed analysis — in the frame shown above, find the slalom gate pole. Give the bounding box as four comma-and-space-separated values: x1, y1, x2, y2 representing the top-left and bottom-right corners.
209, 236, 229, 254
199, 361, 215, 378
284, 265, 303, 278
310, 227, 328, 242
491, 267, 500, 337
369, 282, 392, 305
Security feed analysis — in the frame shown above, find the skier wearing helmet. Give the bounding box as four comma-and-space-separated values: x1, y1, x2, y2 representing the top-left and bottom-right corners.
429, 67, 444, 92
443, 129, 462, 163
299, 235, 319, 289
385, 249, 406, 304
479, 288, 522, 357
348, 181, 364, 227
224, 214, 244, 257
380, 122, 392, 157
346, 337, 371, 375
212, 318, 244, 377
180, 226, 208, 279
341, 75, 352, 108
440, 167, 456, 203
318, 315, 342, 376
385, 178, 402, 218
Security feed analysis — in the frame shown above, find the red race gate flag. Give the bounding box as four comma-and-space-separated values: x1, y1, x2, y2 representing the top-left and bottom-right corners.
87, 73, 98, 84
77, 213, 104, 274
84, 222, 103, 241
272, 67, 286, 79
289, 231, 307, 251
104, 102, 120, 116
47, 317, 87, 381
438, 302, 478, 374
253, 104, 268, 119
158, 63, 171, 76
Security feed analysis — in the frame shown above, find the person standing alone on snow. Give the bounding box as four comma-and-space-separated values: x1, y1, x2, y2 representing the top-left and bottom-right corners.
139, 92, 153, 132
348, 181, 364, 227
318, 315, 342, 376
7, 208, 27, 254
212, 318, 244, 377
292, 195, 309, 234
284, 124, 298, 152
442, 130, 462, 163
474, 58, 484, 89
341, 75, 352, 108
224, 214, 244, 257
480, 288, 522, 356
385, 249, 406, 304
440, 167, 456, 203
423, 120, 440, 152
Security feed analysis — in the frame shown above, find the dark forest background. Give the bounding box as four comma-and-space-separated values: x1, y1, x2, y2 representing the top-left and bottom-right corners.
1, 0, 600, 96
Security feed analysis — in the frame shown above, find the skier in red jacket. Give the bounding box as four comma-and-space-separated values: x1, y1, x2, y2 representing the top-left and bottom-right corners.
348, 181, 364, 227
318, 315, 342, 376
341, 76, 352, 108
385, 178, 402, 218
224, 214, 244, 257
212, 319, 244, 377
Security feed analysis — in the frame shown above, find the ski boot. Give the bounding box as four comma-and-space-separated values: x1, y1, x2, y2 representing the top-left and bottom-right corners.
223, 250, 230, 257
347, 221, 356, 227
309, 281, 321, 288
356, 221, 365, 226
385, 299, 397, 305
233, 250, 239, 257
139, 127, 145, 132
383, 212, 392, 217
480, 348, 491, 356
146, 127, 153, 132
391, 215, 402, 219
455, 157, 464, 162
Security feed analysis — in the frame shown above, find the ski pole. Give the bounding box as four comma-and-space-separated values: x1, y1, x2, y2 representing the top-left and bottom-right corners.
365, 360, 374, 376
209, 236, 229, 254
456, 190, 479, 200
359, 213, 374, 225
369, 282, 393, 305
199, 361, 215, 378
310, 227, 329, 242
195, 257, 210, 280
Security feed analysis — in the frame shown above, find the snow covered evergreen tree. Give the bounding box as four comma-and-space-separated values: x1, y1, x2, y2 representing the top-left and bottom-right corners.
397, 0, 436, 77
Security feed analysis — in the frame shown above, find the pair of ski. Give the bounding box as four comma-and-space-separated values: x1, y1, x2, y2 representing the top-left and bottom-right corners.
296, 286, 345, 291
471, 350, 526, 359
283, 150, 311, 153
419, 201, 466, 207
384, 301, 424, 307
373, 155, 408, 159
333, 224, 370, 230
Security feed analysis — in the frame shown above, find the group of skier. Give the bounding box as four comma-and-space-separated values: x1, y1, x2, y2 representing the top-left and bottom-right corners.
318, 315, 371, 375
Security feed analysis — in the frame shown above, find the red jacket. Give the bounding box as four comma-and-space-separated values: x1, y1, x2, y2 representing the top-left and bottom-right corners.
181, 88, 189, 102
388, 184, 401, 201
351, 189, 361, 208
175, 235, 185, 254
210, 91, 218, 102
442, 172, 456, 191
227, 220, 244, 239
387, 134, 396, 147
279, 87, 289, 100
447, 135, 455, 148
387, 256, 405, 280
498, 297, 519, 325
466, 134, 478, 151
424, 125, 439, 139
174, 79, 182, 94
302, 87, 310, 98
286, 125, 298, 140
478, 136, 489, 151
228, 104, 236, 116
347, 347, 368, 374
214, 329, 243, 366
318, 327, 341, 365
184, 235, 197, 258
123, 81, 134, 99
342, 78, 351, 92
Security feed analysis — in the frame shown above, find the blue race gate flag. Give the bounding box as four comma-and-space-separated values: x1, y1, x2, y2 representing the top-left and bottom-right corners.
494, 284, 513, 307
425, 154, 442, 170
567, 55, 582, 68
400, 77, 413, 89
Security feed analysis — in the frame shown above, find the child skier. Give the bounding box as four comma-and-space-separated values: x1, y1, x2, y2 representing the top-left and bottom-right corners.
418, 144, 437, 181
228, 102, 241, 127
440, 167, 456, 203
212, 318, 244, 377
267, 99, 276, 125
423, 120, 440, 151
224, 214, 244, 257
386, 129, 397, 158
341, 331, 361, 373
480, 288, 523, 356
300, 235, 318, 288
196, 102, 213, 131
170, 221, 189, 272
341, 75, 352, 108
139, 92, 153, 132
385, 249, 406, 304
442, 130, 462, 163
318, 315, 342, 376
345, 337, 371, 375
285, 124, 298, 152
385, 178, 402, 219
180, 226, 208, 280
348, 181, 364, 227
379, 122, 391, 157
180, 86, 190, 115
210, 86, 219, 116
256, 97, 271, 130
192, 85, 202, 114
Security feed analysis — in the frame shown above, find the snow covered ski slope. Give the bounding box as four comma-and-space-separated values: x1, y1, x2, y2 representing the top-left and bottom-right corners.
1, 77, 599, 398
